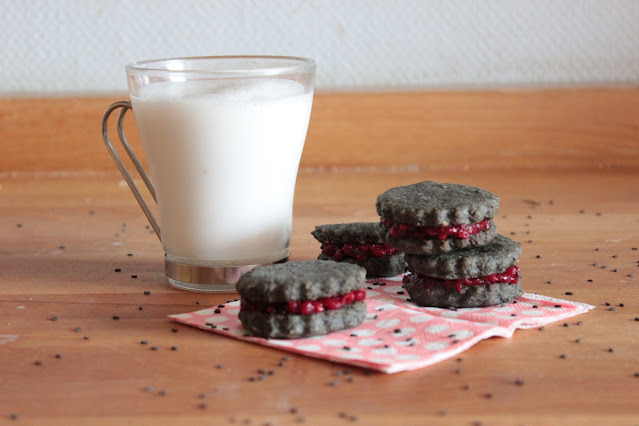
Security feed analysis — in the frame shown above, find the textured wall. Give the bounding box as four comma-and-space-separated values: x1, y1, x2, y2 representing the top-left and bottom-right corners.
1, 0, 638, 95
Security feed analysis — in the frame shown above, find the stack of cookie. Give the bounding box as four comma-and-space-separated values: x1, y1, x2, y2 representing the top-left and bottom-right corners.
376, 181, 523, 308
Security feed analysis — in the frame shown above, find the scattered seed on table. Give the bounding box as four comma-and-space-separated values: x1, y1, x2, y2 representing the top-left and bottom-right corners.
199, 393, 208, 399
34, 360, 43, 366
55, 353, 62, 359
170, 346, 178, 351
112, 315, 120, 320
484, 393, 493, 399
612, 255, 618, 258
565, 292, 573, 296
587, 279, 593, 282
634, 317, 639, 321
159, 389, 169, 396
536, 255, 541, 258
629, 273, 635, 277
635, 372, 639, 377
605, 302, 611, 306
16, 224, 23, 228
214, 309, 222, 314
608, 347, 614, 353
462, 384, 471, 391
330, 380, 340, 387
83, 336, 90, 340
127, 253, 133, 257
50, 316, 58, 321
575, 338, 582, 343
144, 385, 154, 392
563, 323, 569, 327
143, 291, 151, 295
609, 307, 616, 311
195, 301, 200, 305
171, 328, 178, 333
455, 368, 462, 374
560, 354, 568, 359
114, 268, 121, 272
138, 306, 143, 311
515, 379, 525, 386
577, 321, 583, 326
140, 340, 148, 345
613, 269, 618, 272
397, 291, 405, 295
547, 281, 553, 284
538, 326, 545, 331
632, 248, 638, 251
131, 275, 137, 279
151, 346, 159, 351
74, 327, 82, 332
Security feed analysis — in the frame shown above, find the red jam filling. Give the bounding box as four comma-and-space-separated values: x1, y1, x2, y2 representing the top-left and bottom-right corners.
321, 242, 401, 262
404, 265, 520, 294
383, 219, 491, 240
240, 288, 367, 315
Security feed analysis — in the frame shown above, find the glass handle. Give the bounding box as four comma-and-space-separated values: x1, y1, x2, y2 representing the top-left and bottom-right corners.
101, 101, 161, 241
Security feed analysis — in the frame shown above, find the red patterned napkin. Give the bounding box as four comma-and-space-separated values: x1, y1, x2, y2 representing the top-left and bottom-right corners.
169, 275, 594, 373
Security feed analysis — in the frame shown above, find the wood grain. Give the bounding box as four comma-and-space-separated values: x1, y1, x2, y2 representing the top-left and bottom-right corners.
1, 88, 639, 174
1, 169, 639, 424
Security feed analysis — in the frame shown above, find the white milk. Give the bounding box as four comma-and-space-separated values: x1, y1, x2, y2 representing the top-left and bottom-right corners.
130, 79, 313, 266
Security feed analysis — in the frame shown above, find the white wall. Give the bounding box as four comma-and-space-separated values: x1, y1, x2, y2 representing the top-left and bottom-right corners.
1, 0, 638, 95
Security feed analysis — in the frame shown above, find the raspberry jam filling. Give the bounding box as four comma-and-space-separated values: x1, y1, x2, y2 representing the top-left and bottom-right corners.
383, 219, 491, 240
404, 265, 520, 294
240, 288, 367, 315
321, 243, 401, 262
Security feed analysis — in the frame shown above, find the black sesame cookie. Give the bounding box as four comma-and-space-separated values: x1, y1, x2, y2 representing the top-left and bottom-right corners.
403, 235, 523, 308
236, 260, 367, 339
312, 222, 406, 277
376, 181, 499, 255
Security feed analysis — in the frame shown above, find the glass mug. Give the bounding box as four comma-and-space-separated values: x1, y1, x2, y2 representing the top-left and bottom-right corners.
101, 56, 315, 292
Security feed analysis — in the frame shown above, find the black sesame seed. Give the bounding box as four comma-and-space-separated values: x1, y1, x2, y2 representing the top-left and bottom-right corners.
140, 340, 148, 345
74, 327, 82, 332
632, 248, 638, 251
613, 269, 618, 272
612, 255, 618, 258
577, 321, 583, 326
171, 328, 178, 333
619, 303, 625, 307
10, 413, 19, 420
555, 305, 562, 308
605, 302, 611, 306
547, 281, 553, 284
560, 354, 567, 359
138, 306, 143, 311
59, 245, 66, 249
127, 253, 133, 256
114, 268, 121, 272
595, 248, 600, 251
195, 301, 200, 305
608, 347, 614, 353
143, 291, 151, 295
455, 368, 462, 374
330, 380, 340, 387
198, 403, 208, 409
112, 315, 120, 320
214, 309, 222, 314
50, 316, 58, 321
565, 292, 573, 295
144, 385, 154, 392
216, 364, 225, 369
587, 279, 593, 282
396, 291, 405, 295
159, 389, 168, 396
575, 338, 582, 343
248, 377, 256, 382
199, 393, 208, 399
485, 393, 493, 399
16, 224, 23, 228
538, 326, 545, 331
55, 353, 62, 359
343, 346, 351, 351
536, 255, 541, 258
131, 275, 137, 279
151, 346, 159, 351
634, 317, 639, 321
563, 323, 569, 327
170, 346, 178, 351
609, 307, 616, 311
83, 336, 90, 340
34, 360, 43, 366
629, 273, 635, 277
515, 378, 524, 386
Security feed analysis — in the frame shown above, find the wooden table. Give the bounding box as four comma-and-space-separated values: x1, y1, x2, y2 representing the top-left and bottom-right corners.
1, 91, 638, 424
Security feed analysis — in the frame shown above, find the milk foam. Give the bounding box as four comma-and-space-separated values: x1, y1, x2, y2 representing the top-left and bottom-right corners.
131, 79, 313, 265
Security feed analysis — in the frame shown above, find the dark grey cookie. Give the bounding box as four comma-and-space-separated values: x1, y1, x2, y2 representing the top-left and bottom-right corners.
318, 252, 406, 278
376, 181, 499, 227
236, 260, 366, 304
380, 221, 497, 255
239, 301, 367, 339
312, 222, 381, 245
404, 275, 523, 308
405, 234, 521, 279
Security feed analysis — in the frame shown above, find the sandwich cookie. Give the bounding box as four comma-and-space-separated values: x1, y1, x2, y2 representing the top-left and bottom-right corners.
312, 222, 406, 277
403, 235, 523, 308
236, 260, 367, 339
376, 181, 499, 255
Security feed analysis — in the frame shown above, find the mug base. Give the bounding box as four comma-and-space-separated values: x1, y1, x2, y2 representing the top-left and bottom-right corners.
164, 254, 288, 293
